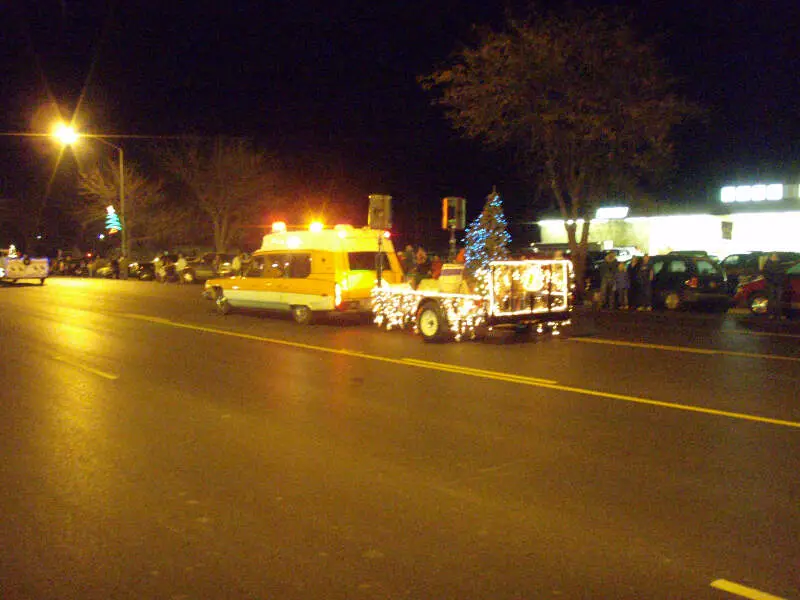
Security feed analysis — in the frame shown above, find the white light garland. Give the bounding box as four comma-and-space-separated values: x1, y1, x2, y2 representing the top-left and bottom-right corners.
371, 260, 573, 341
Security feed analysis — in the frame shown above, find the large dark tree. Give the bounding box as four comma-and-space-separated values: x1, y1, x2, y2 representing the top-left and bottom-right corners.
421, 7, 700, 289
159, 138, 281, 253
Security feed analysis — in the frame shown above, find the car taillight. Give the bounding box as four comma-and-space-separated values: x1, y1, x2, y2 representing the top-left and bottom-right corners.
685, 277, 699, 288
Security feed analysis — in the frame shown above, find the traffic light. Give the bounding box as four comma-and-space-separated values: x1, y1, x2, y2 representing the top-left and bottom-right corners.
442, 196, 466, 230
368, 194, 392, 230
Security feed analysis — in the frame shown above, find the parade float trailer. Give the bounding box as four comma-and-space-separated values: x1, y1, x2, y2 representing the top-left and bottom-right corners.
371, 259, 572, 342
0, 247, 50, 285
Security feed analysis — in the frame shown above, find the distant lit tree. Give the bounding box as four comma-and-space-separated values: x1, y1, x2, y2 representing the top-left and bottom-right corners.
160, 137, 280, 253
421, 7, 700, 290
463, 188, 511, 275
75, 158, 177, 254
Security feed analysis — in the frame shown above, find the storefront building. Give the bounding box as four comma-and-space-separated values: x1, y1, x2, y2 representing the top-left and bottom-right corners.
534, 183, 800, 258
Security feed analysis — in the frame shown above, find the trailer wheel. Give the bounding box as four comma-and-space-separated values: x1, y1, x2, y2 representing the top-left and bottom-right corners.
417, 301, 449, 343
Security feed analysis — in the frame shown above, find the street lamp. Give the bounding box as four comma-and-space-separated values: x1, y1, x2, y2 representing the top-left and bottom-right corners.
53, 124, 127, 259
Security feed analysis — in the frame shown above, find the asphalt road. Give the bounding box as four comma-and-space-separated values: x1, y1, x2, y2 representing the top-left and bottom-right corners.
1, 278, 798, 600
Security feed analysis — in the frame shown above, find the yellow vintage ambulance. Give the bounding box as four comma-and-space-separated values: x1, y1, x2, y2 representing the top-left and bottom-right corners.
203, 223, 403, 324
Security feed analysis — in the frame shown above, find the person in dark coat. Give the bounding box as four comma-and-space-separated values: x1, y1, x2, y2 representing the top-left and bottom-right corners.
762, 252, 784, 320
637, 255, 653, 311
598, 252, 618, 309
627, 256, 641, 309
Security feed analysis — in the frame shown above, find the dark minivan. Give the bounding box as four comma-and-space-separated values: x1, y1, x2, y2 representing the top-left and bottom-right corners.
650, 255, 730, 311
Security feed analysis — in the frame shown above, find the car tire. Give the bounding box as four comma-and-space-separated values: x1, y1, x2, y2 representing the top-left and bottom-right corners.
663, 291, 682, 311
212, 288, 231, 315
748, 292, 769, 315
291, 305, 313, 325
416, 301, 449, 343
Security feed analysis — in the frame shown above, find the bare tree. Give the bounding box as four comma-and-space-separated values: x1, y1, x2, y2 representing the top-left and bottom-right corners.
159, 138, 280, 253
75, 158, 173, 255
421, 7, 700, 288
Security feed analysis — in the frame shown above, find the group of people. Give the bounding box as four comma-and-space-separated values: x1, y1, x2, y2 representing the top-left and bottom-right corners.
597, 252, 654, 310
399, 245, 445, 287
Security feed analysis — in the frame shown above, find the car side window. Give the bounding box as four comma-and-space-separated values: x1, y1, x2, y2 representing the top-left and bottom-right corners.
263, 255, 286, 278
668, 260, 687, 273
287, 253, 311, 278
652, 260, 664, 276
696, 260, 717, 275
246, 256, 265, 278
722, 255, 738, 267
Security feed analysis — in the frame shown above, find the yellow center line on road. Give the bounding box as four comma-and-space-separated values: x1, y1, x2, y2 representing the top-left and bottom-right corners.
122, 314, 800, 429
567, 336, 800, 362
50, 354, 119, 380
725, 328, 800, 340
710, 579, 786, 600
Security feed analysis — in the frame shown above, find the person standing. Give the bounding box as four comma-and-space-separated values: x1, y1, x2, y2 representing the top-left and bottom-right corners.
627, 256, 641, 309
175, 253, 188, 283
614, 262, 630, 309
598, 251, 618, 309
232, 252, 243, 276
762, 252, 784, 320
637, 255, 653, 310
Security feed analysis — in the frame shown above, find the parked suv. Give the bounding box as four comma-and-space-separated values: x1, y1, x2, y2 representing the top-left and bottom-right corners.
650, 255, 730, 311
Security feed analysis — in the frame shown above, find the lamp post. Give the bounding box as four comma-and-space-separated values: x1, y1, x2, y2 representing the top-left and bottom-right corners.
53, 124, 127, 259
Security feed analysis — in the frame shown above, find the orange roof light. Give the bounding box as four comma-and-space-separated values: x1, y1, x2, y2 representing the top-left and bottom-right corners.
272, 221, 287, 233
309, 221, 324, 233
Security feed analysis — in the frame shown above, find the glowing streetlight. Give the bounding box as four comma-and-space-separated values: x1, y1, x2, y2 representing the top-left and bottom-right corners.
53, 123, 79, 145
54, 123, 127, 259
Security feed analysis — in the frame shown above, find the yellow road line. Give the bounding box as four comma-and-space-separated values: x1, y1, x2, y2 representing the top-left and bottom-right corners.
710, 579, 786, 600
568, 336, 800, 362
725, 329, 800, 340
402, 358, 557, 385
51, 354, 119, 380
122, 314, 800, 429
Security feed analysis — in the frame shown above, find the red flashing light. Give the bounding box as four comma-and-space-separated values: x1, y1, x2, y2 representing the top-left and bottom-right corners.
686, 277, 699, 289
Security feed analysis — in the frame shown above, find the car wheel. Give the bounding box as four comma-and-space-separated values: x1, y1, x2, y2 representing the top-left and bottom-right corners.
211, 288, 231, 315
748, 293, 769, 315
416, 301, 449, 343
664, 291, 682, 311
291, 305, 313, 325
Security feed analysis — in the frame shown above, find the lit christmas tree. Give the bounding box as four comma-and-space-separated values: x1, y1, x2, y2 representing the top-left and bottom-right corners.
463, 187, 511, 276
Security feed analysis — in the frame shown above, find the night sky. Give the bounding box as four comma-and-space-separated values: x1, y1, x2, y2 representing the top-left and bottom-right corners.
2, 0, 799, 247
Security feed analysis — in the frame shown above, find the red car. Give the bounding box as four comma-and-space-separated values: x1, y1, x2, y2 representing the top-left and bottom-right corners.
734, 261, 800, 314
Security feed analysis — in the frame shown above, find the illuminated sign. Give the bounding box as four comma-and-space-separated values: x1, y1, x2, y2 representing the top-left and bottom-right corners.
720, 184, 783, 203
595, 206, 629, 219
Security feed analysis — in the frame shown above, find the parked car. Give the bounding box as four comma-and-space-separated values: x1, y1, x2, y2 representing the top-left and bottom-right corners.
180, 252, 235, 284
721, 251, 800, 294
733, 260, 800, 314
649, 254, 730, 311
